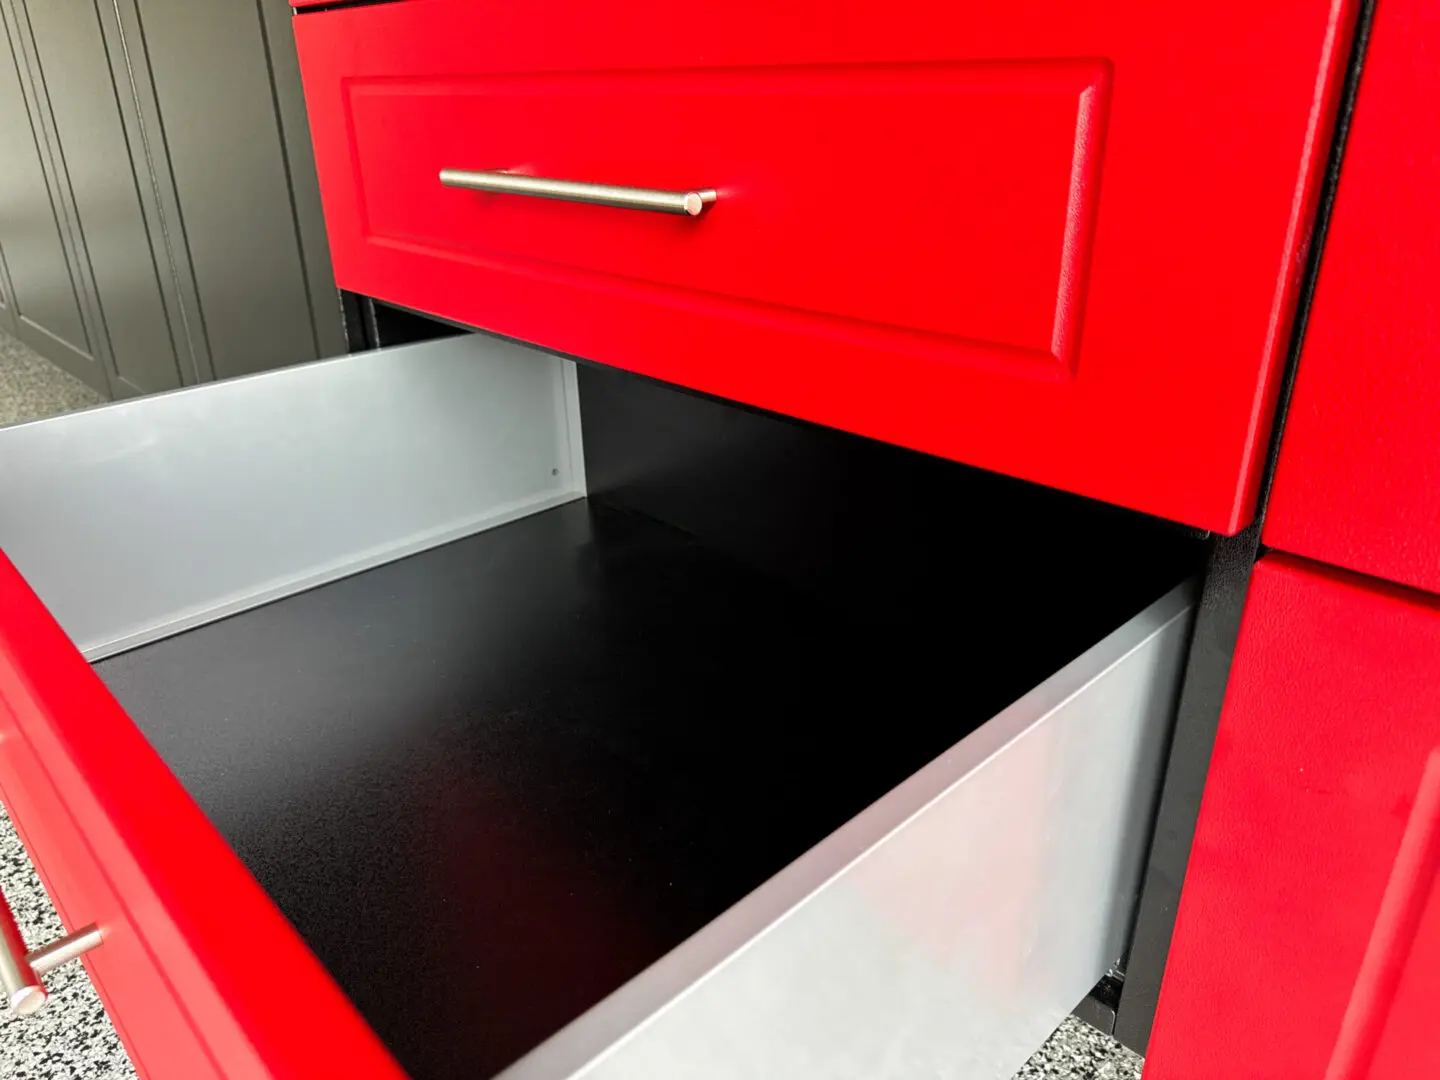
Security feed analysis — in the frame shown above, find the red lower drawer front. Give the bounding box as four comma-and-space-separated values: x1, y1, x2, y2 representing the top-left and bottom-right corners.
293, 0, 1357, 533
0, 553, 401, 1079
1146, 555, 1440, 1079
0, 701, 217, 1080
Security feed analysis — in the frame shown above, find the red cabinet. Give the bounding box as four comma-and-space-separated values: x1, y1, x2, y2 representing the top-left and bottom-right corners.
1266, 0, 1440, 594
1146, 554, 1440, 1079
292, 0, 1358, 533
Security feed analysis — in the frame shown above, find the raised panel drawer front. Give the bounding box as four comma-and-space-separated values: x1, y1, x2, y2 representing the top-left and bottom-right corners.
293, 0, 1359, 532
348, 63, 1101, 375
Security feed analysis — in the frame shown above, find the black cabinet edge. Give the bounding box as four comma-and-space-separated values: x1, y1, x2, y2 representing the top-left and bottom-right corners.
1109, 0, 1380, 1051
290, 0, 404, 15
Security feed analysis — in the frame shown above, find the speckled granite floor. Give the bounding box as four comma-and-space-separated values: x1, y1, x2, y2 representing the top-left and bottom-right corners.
0, 333, 105, 429
0, 329, 1147, 1079
0, 805, 136, 1080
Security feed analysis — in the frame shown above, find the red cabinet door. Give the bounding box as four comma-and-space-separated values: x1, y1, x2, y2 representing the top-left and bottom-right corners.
0, 553, 402, 1079
1265, 0, 1440, 594
291, 0, 1359, 533
1146, 554, 1440, 1079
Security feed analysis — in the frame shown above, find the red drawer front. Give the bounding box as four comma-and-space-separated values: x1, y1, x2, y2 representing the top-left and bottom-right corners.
293, 0, 1357, 534
0, 554, 402, 1080
1146, 555, 1440, 1079
1265, 0, 1440, 594
353, 64, 1102, 377
0, 703, 218, 1080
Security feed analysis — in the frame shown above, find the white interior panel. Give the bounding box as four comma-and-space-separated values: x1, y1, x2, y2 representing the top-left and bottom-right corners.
0, 335, 585, 659
499, 584, 1193, 1080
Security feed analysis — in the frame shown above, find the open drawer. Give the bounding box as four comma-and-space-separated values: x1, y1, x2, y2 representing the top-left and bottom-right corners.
0, 335, 1197, 1079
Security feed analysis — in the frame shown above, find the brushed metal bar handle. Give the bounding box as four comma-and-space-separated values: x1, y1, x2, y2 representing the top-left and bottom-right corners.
439, 169, 717, 217
1, 893, 103, 1016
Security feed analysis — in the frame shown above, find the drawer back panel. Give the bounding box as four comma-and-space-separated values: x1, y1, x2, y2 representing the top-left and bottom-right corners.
0, 335, 584, 660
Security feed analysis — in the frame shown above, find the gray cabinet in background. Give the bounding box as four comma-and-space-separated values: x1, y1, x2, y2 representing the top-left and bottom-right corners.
0, 2, 107, 392
21, 1, 185, 395
0, 0, 343, 399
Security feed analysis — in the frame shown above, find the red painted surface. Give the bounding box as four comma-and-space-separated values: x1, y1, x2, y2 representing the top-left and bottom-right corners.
1146, 555, 1440, 1080
0, 554, 404, 1080
1265, 0, 1440, 594
353, 62, 1109, 377
292, 0, 1357, 533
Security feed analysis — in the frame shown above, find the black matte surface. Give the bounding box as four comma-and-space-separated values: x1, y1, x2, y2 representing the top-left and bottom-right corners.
99, 497, 1187, 1079
369, 298, 468, 348
1112, 526, 1257, 1050
579, 362, 1203, 653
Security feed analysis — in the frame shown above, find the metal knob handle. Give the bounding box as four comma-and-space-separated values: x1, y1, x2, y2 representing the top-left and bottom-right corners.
439, 169, 718, 217
1, 891, 103, 1016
